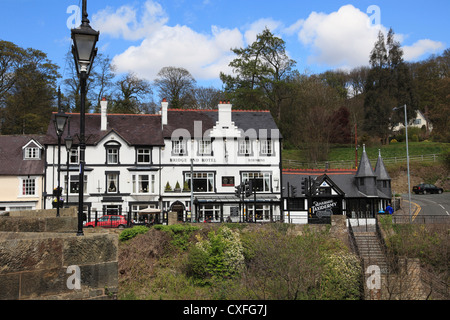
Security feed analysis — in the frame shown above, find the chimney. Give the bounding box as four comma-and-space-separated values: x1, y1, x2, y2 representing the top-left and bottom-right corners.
161, 98, 168, 128
218, 101, 232, 127
100, 97, 108, 131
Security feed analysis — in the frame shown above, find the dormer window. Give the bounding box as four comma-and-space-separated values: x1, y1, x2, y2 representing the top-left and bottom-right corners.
104, 140, 121, 165
172, 139, 187, 156
107, 148, 119, 164
24, 147, 40, 160
238, 139, 252, 156
260, 140, 273, 156
22, 139, 43, 160
198, 140, 212, 156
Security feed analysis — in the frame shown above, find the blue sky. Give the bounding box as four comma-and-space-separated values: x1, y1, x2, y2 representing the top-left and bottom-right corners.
1, 0, 449, 88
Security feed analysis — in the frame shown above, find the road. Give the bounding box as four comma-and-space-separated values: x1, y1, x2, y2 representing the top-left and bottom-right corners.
400, 192, 450, 223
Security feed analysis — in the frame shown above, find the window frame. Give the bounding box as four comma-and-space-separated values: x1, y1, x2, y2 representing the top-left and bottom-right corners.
106, 172, 120, 194
20, 177, 37, 196
260, 139, 273, 156
198, 140, 212, 156
132, 174, 156, 194
65, 175, 88, 194
136, 148, 152, 164
24, 147, 40, 160
172, 139, 187, 156
242, 172, 272, 192
238, 139, 252, 156
185, 172, 215, 193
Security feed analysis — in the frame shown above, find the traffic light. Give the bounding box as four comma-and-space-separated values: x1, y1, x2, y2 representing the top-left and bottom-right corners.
309, 177, 317, 196
300, 178, 307, 195
245, 180, 253, 197
291, 185, 297, 197
235, 185, 241, 197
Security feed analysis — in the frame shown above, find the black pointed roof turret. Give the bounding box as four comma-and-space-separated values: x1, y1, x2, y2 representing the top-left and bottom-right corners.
355, 144, 376, 178
374, 149, 391, 181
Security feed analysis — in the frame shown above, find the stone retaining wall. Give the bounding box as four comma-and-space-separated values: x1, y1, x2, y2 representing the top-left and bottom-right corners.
0, 208, 118, 300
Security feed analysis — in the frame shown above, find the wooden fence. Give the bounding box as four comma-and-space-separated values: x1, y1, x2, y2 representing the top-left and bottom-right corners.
283, 154, 441, 169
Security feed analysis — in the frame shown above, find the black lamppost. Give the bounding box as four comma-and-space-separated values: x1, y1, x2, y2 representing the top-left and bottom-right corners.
53, 89, 69, 217
71, 0, 99, 236
64, 118, 73, 207
393, 104, 412, 223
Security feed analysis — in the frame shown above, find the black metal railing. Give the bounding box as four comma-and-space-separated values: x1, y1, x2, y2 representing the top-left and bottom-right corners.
392, 214, 450, 224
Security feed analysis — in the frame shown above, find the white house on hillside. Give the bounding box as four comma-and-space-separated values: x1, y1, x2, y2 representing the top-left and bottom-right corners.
391, 109, 433, 132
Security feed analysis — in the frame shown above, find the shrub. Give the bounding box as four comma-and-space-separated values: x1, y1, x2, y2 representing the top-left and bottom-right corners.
119, 226, 149, 242
319, 252, 362, 300
186, 226, 244, 283
154, 224, 199, 251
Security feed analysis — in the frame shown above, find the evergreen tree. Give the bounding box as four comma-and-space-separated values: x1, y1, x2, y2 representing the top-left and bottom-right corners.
364, 28, 416, 143
220, 28, 296, 122
1, 46, 60, 134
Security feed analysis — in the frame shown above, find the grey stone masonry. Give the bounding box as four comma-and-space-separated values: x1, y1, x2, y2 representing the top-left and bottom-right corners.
0, 207, 118, 300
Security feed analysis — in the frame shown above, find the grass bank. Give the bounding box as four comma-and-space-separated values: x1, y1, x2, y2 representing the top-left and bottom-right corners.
283, 141, 449, 165
118, 223, 363, 300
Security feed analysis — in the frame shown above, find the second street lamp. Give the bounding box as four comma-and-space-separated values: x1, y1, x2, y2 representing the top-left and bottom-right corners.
53, 109, 68, 217
65, 118, 73, 207
71, 0, 99, 236
393, 104, 412, 223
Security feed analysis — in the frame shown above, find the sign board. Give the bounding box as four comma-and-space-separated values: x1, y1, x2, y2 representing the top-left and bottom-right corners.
308, 197, 342, 224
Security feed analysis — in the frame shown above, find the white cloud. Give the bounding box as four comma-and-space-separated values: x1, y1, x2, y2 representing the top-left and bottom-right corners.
243, 18, 283, 44
93, 0, 245, 81
92, 0, 168, 41
291, 4, 445, 70
295, 5, 386, 69
111, 24, 244, 80
403, 39, 445, 61
93, 1, 445, 82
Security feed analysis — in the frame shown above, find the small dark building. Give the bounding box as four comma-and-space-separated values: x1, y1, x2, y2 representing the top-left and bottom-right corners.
282, 145, 392, 224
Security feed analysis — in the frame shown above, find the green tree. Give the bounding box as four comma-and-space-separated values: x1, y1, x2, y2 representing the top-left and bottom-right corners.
110, 72, 152, 114
0, 40, 28, 104
220, 28, 296, 122
364, 29, 416, 143
62, 52, 115, 113
154, 66, 196, 109
411, 49, 450, 142
1, 46, 60, 134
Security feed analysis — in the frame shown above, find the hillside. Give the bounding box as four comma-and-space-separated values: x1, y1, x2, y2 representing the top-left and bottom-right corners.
118, 223, 363, 300
283, 142, 450, 193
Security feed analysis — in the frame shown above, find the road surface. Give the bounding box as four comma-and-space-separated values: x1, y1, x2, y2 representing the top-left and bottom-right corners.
400, 193, 450, 223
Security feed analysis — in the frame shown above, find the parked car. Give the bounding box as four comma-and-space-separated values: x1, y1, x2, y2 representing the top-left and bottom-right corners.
84, 215, 128, 229
412, 183, 443, 195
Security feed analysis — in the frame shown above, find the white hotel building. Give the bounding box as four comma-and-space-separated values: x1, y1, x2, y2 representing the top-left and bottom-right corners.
43, 101, 283, 223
